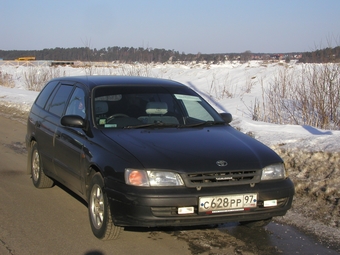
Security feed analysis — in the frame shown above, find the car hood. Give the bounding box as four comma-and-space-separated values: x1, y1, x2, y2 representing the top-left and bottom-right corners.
101, 126, 282, 172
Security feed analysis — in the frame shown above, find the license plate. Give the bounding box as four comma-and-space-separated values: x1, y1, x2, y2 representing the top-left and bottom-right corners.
199, 194, 257, 213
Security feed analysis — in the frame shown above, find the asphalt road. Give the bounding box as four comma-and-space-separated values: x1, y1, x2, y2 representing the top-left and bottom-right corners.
0, 114, 339, 255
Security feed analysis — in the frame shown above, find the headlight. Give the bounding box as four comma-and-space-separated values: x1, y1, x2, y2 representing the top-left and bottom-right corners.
125, 169, 184, 187
261, 163, 286, 180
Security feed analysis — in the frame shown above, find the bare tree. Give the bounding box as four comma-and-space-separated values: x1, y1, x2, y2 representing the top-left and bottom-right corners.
240, 50, 252, 63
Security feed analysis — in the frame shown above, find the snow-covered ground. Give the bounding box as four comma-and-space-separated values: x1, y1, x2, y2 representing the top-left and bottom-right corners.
1, 61, 340, 151
0, 61, 339, 247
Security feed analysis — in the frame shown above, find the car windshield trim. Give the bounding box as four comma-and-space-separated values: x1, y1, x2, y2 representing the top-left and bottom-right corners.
179, 120, 226, 128
124, 122, 180, 129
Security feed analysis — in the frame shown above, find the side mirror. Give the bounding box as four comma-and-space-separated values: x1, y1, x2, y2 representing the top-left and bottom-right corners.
61, 115, 86, 128
220, 112, 232, 124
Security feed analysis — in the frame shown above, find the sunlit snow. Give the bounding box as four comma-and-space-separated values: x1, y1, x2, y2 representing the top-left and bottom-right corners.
1, 61, 339, 152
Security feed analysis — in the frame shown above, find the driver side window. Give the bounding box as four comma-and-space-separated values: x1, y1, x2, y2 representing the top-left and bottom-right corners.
65, 87, 86, 118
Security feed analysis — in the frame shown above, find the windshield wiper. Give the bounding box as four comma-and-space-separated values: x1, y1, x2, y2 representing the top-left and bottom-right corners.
124, 122, 179, 129
125, 121, 225, 129
180, 121, 225, 128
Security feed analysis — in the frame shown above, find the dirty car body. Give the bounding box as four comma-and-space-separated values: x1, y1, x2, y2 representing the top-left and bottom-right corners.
26, 76, 294, 240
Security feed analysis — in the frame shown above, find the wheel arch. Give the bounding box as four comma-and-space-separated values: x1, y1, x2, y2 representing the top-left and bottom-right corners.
85, 165, 102, 202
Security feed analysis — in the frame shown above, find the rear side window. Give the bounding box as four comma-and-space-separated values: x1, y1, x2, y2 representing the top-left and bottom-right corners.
35, 81, 59, 108
48, 84, 74, 117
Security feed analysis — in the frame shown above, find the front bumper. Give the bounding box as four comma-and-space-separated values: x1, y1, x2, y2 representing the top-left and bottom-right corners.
105, 178, 295, 227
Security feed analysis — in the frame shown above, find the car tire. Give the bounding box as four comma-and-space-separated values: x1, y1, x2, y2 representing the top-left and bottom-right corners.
240, 218, 272, 228
30, 141, 54, 188
88, 172, 122, 240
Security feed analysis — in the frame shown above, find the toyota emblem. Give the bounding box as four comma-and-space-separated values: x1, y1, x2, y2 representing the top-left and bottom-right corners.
216, 160, 228, 167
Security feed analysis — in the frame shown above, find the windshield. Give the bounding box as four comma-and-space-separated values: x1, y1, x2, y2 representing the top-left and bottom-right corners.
92, 85, 223, 129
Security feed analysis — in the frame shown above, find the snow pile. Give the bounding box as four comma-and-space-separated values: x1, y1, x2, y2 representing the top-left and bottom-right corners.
274, 146, 340, 224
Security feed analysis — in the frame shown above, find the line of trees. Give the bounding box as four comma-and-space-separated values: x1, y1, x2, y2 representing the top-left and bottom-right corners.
0, 47, 228, 63
0, 46, 339, 63
298, 46, 340, 63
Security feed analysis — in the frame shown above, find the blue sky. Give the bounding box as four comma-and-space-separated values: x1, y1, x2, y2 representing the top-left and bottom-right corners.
1, 0, 339, 53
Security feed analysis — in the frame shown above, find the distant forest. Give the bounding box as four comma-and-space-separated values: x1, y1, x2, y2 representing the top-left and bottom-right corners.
1, 46, 339, 63
298, 46, 340, 63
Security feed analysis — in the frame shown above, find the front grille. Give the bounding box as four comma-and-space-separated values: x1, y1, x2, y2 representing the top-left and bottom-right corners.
182, 169, 262, 188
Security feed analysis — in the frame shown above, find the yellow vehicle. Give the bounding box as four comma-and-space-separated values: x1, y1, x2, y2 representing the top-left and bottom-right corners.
15, 56, 36, 61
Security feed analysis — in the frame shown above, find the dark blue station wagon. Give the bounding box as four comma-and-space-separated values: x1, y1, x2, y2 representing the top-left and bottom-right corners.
26, 76, 294, 240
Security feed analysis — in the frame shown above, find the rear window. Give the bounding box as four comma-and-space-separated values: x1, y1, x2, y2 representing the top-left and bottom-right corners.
35, 81, 59, 108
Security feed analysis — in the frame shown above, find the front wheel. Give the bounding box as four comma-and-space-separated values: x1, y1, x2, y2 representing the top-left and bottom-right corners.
30, 141, 54, 188
88, 173, 122, 240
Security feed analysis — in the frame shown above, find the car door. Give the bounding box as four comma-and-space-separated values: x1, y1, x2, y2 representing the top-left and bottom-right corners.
31, 80, 60, 176
53, 85, 87, 194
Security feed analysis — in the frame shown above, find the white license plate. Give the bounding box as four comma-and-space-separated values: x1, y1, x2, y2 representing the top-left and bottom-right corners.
199, 193, 257, 213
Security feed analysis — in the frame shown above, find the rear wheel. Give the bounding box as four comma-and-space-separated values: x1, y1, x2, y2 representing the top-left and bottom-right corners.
30, 141, 54, 188
88, 173, 122, 240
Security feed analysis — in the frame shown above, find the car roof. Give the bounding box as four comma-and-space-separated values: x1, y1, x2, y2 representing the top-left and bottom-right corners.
50, 75, 186, 91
